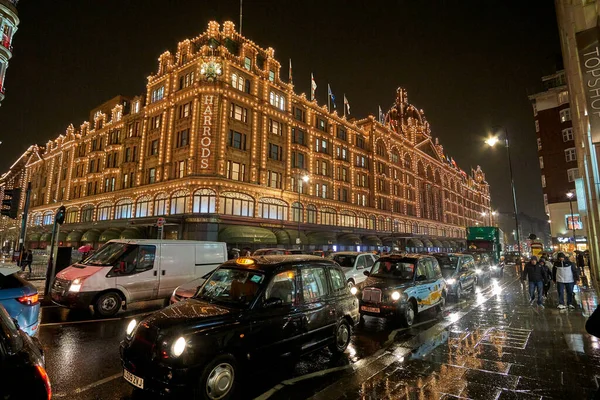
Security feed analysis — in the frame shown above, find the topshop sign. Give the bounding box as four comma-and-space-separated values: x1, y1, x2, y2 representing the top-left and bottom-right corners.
577, 25, 600, 143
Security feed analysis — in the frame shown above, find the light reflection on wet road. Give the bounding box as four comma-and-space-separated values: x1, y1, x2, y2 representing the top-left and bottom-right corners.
37, 265, 595, 400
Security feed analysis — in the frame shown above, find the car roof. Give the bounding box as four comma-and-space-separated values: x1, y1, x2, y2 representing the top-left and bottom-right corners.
330, 251, 369, 256
221, 255, 338, 273
433, 253, 471, 257
378, 253, 432, 261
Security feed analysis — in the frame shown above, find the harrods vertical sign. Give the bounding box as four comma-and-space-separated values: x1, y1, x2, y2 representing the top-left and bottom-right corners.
199, 94, 218, 171
577, 25, 600, 143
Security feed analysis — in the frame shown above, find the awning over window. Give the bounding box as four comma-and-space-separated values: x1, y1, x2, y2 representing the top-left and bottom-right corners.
407, 238, 424, 248
40, 232, 52, 242
448, 240, 458, 248
272, 229, 308, 245
56, 231, 67, 242
337, 233, 361, 246
362, 236, 383, 246
307, 231, 337, 245
27, 232, 41, 242
381, 237, 397, 246
120, 228, 143, 240
218, 226, 278, 245
81, 229, 101, 243
441, 240, 451, 248
99, 229, 121, 243
431, 239, 443, 247
66, 230, 83, 242
422, 239, 434, 248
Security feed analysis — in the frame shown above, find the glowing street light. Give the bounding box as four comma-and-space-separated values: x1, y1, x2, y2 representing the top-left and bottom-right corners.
566, 191, 576, 247
485, 136, 499, 147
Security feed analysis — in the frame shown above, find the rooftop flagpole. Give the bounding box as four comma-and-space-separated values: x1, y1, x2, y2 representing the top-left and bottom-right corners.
239, 0, 243, 35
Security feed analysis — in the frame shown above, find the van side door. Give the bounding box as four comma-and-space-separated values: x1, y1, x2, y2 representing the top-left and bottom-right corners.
157, 244, 195, 298
113, 245, 158, 302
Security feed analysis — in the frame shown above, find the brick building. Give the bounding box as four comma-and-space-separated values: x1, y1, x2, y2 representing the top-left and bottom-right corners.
0, 0, 18, 104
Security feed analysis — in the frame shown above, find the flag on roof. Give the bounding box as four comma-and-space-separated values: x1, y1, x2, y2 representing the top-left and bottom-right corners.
311, 73, 317, 101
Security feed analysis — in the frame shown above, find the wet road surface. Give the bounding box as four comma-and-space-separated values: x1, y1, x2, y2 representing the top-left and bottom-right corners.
36, 266, 600, 399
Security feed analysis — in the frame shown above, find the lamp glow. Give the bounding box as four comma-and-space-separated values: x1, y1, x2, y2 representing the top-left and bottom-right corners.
391, 291, 401, 301
171, 337, 187, 357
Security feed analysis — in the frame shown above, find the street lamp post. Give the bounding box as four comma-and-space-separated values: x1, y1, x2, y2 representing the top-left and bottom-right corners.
567, 191, 577, 249
296, 173, 309, 247
486, 128, 522, 261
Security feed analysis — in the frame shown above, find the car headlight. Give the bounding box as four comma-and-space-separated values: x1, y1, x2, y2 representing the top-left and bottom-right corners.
126, 319, 137, 337
391, 291, 401, 301
475, 268, 482, 274
69, 278, 83, 292
171, 336, 187, 357
446, 278, 456, 285
350, 287, 358, 295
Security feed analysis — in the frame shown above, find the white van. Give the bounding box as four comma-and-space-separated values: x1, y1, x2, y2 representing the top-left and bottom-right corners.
50, 239, 227, 316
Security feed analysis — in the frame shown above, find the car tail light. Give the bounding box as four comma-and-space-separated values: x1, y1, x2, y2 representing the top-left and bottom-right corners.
17, 293, 39, 305
35, 364, 52, 400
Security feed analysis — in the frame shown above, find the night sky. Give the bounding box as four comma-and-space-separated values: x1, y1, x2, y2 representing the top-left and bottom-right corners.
0, 0, 560, 225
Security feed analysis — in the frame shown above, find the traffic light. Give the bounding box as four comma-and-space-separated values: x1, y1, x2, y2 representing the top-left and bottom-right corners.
1, 188, 21, 219
55, 205, 66, 225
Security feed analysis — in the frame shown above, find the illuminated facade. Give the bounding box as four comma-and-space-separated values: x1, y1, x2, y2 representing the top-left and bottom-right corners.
0, 0, 18, 104
0, 21, 491, 251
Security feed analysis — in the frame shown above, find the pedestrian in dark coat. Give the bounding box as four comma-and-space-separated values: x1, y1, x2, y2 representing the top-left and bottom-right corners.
521, 256, 547, 307
552, 252, 580, 309
21, 250, 32, 273
539, 257, 552, 298
577, 251, 586, 271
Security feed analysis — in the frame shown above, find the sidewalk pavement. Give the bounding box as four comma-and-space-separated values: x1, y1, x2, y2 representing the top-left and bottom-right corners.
312, 267, 600, 400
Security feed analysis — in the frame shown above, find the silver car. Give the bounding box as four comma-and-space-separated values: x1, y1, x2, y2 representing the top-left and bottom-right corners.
330, 252, 378, 288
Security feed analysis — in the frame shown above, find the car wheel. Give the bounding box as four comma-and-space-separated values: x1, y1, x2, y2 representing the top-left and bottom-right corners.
437, 292, 446, 313
93, 292, 121, 317
347, 280, 355, 289
197, 354, 237, 400
455, 285, 462, 301
399, 300, 417, 328
329, 319, 352, 354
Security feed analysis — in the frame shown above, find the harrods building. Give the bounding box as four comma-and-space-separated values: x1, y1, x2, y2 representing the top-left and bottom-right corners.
0, 21, 491, 252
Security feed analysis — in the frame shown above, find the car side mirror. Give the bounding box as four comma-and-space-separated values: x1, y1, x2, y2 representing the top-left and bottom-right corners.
416, 274, 427, 281
363, 270, 370, 277
264, 298, 283, 308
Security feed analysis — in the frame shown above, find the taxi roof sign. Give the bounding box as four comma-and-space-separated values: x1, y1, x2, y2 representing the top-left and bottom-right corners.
235, 258, 255, 266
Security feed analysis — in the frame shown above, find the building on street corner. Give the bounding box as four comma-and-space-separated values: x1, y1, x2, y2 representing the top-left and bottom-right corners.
0, 21, 491, 254
528, 70, 586, 252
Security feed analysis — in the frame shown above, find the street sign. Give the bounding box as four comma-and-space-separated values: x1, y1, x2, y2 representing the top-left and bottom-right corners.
157, 217, 166, 227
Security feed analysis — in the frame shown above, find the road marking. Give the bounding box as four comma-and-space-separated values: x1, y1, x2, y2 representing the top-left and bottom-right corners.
40, 312, 152, 327
54, 372, 122, 397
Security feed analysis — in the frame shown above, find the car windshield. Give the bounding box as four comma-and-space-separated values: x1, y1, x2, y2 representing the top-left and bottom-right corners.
434, 255, 459, 278
370, 258, 416, 280
195, 267, 265, 307
82, 242, 129, 266
332, 255, 356, 268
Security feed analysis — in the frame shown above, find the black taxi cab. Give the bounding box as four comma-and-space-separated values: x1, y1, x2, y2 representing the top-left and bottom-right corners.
357, 254, 446, 327
120, 255, 359, 399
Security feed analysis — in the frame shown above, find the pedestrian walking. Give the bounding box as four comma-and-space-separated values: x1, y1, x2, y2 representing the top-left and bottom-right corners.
20, 249, 32, 274
577, 251, 586, 271
521, 256, 547, 307
539, 257, 552, 298
552, 252, 580, 310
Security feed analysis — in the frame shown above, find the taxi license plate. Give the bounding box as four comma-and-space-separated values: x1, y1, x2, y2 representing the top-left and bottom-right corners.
123, 369, 144, 389
361, 306, 380, 313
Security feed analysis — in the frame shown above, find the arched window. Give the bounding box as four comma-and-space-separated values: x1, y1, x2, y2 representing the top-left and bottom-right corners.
154, 193, 168, 216
393, 219, 399, 233
81, 205, 94, 222
391, 149, 400, 164
221, 192, 254, 217
258, 198, 288, 220
368, 215, 376, 230
97, 202, 112, 221
319, 207, 337, 225
404, 154, 412, 169
42, 211, 53, 225
170, 190, 189, 215
292, 202, 303, 222
376, 141, 386, 157
115, 199, 133, 219
339, 211, 355, 227
136, 196, 151, 218
32, 213, 42, 226
412, 222, 419, 234
193, 189, 216, 213
65, 208, 78, 224
307, 205, 317, 224
378, 216, 386, 231
357, 213, 367, 229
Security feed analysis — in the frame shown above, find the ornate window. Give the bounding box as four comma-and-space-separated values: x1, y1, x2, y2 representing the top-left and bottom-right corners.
115, 199, 133, 220
339, 211, 355, 227
170, 190, 189, 214
154, 193, 168, 216
97, 202, 112, 221
292, 202, 303, 222
42, 211, 53, 226
136, 196, 151, 218
357, 213, 367, 229
65, 208, 78, 224
258, 198, 288, 220
81, 205, 94, 222
221, 192, 254, 217
193, 189, 216, 213
319, 207, 337, 226
307, 204, 317, 224
32, 213, 42, 226
368, 215, 376, 230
